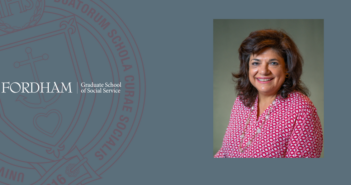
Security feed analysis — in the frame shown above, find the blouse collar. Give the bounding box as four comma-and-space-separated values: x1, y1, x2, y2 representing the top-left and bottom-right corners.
252, 93, 285, 111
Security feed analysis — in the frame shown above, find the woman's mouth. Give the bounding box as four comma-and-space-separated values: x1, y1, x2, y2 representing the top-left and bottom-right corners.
256, 78, 274, 83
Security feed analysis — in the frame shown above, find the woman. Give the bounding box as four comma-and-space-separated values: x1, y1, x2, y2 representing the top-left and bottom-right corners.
214, 29, 323, 158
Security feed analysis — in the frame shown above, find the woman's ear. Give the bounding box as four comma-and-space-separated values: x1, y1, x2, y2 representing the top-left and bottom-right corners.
286, 72, 290, 78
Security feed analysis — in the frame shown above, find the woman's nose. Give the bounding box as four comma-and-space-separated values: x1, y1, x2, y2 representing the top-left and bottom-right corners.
259, 63, 271, 75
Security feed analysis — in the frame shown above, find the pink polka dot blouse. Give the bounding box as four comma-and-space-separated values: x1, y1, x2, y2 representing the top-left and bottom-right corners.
214, 91, 323, 158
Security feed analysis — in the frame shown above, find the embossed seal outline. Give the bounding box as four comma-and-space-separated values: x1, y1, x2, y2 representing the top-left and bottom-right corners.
0, 0, 145, 184
0, 0, 45, 33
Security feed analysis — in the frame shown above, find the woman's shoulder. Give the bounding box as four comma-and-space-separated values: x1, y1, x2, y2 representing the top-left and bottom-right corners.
286, 91, 316, 110
233, 95, 249, 109
233, 96, 243, 107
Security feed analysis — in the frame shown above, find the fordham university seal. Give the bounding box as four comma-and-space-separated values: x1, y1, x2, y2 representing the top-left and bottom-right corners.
0, 0, 146, 184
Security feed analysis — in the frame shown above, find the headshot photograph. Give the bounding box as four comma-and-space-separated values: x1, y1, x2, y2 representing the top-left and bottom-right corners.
213, 19, 324, 158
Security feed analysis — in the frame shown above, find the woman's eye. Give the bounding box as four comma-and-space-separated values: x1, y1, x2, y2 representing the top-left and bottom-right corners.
251, 62, 259, 66
270, 62, 279, 65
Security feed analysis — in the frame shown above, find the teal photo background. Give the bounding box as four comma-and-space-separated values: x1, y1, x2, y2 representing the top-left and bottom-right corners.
213, 19, 324, 157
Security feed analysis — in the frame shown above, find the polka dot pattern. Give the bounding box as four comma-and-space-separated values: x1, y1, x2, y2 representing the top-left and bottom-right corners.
214, 91, 323, 158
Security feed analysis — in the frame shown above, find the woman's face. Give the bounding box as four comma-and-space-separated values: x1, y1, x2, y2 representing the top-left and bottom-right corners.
248, 48, 287, 97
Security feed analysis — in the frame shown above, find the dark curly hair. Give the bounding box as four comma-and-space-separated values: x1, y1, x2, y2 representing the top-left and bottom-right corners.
232, 29, 309, 107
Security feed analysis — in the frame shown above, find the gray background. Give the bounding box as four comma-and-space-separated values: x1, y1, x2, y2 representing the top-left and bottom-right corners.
101, 0, 345, 184
213, 19, 324, 157
1, 0, 348, 184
